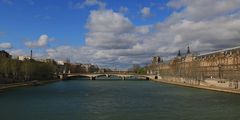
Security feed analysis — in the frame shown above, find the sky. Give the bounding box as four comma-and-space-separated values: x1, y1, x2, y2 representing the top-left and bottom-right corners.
0, 0, 240, 69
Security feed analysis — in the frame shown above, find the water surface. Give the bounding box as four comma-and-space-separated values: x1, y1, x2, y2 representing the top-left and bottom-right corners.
0, 77, 240, 120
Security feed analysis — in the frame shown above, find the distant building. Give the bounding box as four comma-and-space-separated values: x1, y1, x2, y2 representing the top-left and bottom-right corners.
195, 46, 240, 79
147, 56, 163, 75
152, 56, 161, 64
56, 60, 65, 65
0, 50, 11, 58
67, 63, 99, 74
84, 64, 93, 73
17, 56, 31, 61
44, 59, 57, 64
147, 45, 240, 87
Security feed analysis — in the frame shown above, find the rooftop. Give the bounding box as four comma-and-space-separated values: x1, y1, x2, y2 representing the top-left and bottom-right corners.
198, 45, 240, 57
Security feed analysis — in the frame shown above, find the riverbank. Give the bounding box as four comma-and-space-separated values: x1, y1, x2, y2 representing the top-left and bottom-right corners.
151, 78, 240, 95
0, 79, 60, 91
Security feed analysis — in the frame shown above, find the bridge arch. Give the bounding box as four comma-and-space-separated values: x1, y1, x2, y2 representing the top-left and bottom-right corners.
66, 74, 92, 79
63, 73, 159, 80
95, 74, 108, 78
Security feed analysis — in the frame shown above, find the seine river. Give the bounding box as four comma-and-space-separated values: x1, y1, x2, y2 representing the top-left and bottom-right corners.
1, 77, 240, 120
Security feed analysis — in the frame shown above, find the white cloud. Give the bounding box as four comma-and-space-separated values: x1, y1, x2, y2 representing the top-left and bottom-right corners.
85, 9, 137, 49
135, 25, 151, 34
45, 1, 240, 69
8, 49, 26, 57
25, 34, 54, 48
0, 42, 12, 49
8, 49, 48, 59
167, 0, 240, 21
86, 10, 133, 33
45, 10, 156, 69
140, 7, 151, 18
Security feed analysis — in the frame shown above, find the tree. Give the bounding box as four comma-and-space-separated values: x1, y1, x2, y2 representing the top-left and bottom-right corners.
10, 60, 21, 81
20, 61, 32, 81
132, 64, 140, 73
131, 64, 147, 74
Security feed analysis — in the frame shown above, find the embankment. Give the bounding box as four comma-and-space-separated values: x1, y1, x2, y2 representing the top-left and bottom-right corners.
151, 77, 240, 95
0, 79, 60, 91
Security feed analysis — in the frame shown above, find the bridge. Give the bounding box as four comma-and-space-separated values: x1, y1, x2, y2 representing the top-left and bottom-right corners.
59, 73, 160, 80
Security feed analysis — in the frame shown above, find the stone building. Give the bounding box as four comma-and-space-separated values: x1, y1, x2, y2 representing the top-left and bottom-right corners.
147, 56, 162, 75
68, 63, 99, 74
17, 56, 30, 61
147, 45, 240, 89
152, 56, 161, 64
196, 46, 240, 80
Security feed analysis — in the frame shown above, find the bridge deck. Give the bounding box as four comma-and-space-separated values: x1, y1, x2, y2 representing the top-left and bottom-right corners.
63, 73, 159, 80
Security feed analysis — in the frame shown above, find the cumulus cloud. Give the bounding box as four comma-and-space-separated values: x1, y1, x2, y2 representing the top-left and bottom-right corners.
8, 48, 48, 59
70, 0, 106, 9
46, 10, 155, 69
140, 7, 151, 18
135, 25, 151, 34
25, 34, 54, 48
167, 0, 240, 21
46, 0, 240, 69
0, 42, 12, 49
8, 49, 26, 56
85, 9, 137, 49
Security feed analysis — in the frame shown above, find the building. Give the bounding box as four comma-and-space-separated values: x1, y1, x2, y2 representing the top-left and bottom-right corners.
152, 56, 161, 64
17, 56, 31, 61
0, 50, 11, 58
147, 45, 240, 89
80, 64, 99, 73
57, 60, 65, 65
196, 46, 240, 80
44, 59, 57, 64
147, 56, 163, 75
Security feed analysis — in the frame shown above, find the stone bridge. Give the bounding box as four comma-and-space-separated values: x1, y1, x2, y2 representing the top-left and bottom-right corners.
60, 73, 160, 80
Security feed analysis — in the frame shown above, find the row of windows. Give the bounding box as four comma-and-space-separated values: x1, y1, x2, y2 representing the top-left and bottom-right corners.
197, 49, 240, 59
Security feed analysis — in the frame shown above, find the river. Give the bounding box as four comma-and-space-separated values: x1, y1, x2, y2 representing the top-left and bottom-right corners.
0, 77, 240, 120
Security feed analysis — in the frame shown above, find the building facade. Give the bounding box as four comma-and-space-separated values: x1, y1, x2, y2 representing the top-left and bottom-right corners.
17, 56, 31, 61
147, 56, 162, 75
147, 46, 240, 89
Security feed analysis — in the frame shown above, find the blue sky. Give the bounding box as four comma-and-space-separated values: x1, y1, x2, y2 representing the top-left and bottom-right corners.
1, 0, 240, 69
0, 0, 171, 48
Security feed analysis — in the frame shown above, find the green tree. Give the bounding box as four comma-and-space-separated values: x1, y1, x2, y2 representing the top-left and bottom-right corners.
9, 60, 21, 81
20, 61, 32, 81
